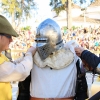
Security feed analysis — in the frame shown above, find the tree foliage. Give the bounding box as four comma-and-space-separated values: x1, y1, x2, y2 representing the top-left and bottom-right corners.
2, 0, 20, 15
74, 0, 94, 8
50, 0, 67, 15
49, 0, 95, 15
21, 26, 31, 31
0, 0, 38, 26
49, 0, 95, 29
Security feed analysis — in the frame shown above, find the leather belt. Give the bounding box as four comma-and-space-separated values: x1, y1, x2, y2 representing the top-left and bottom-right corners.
30, 97, 74, 100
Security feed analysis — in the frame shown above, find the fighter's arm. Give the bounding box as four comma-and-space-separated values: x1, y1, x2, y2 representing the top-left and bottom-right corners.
14, 46, 36, 63
0, 47, 36, 82
75, 47, 100, 74
0, 52, 32, 82
81, 50, 100, 68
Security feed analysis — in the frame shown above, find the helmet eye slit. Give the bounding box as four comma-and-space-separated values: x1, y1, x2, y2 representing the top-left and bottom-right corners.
35, 38, 48, 43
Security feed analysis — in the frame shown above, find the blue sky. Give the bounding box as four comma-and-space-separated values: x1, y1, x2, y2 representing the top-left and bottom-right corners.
27, 0, 52, 27
34, 0, 52, 19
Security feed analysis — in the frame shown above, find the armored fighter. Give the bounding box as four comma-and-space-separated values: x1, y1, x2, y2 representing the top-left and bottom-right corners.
17, 18, 88, 100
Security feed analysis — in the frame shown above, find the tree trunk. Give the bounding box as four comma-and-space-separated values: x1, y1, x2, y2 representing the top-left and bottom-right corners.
67, 0, 72, 29
17, 17, 21, 27
11, 13, 16, 29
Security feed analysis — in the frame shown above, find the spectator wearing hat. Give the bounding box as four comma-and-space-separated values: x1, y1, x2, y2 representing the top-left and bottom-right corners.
0, 15, 36, 100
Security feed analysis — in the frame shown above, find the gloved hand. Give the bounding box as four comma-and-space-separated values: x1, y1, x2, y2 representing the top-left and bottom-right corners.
27, 46, 37, 56
74, 46, 85, 57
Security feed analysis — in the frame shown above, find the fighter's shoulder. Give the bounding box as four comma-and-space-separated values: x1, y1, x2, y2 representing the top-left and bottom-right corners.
64, 40, 79, 48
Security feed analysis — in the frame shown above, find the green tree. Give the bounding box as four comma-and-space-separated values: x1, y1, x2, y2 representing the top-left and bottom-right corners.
18, 0, 38, 26
50, 0, 74, 29
1, 0, 19, 27
49, 0, 94, 29
0, 0, 37, 27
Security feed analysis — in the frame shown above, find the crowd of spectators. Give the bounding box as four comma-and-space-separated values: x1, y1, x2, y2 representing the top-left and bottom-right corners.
9, 26, 100, 59
9, 28, 35, 59
63, 26, 100, 52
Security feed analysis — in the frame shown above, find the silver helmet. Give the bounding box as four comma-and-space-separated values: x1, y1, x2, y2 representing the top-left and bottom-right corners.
35, 18, 64, 60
